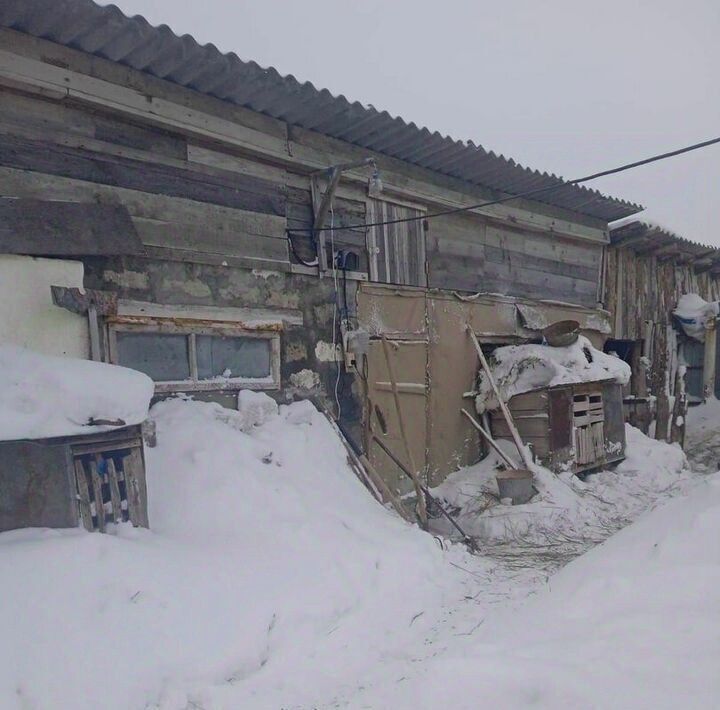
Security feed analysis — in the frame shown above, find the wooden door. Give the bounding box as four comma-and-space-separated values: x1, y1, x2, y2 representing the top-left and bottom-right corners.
367, 199, 427, 286
365, 338, 428, 495
683, 339, 704, 402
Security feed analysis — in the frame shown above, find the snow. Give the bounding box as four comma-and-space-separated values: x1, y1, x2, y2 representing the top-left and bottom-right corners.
356, 472, 720, 709
673, 293, 719, 341
685, 397, 720, 472
0, 397, 474, 709
0, 346, 154, 441
476, 335, 631, 412
432, 424, 693, 551
0, 394, 716, 708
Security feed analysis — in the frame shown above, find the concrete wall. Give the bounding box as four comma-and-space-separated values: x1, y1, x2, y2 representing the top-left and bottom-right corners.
82, 255, 365, 447
0, 255, 88, 358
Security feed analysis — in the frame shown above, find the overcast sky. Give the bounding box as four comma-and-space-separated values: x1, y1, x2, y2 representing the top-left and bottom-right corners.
113, 0, 720, 244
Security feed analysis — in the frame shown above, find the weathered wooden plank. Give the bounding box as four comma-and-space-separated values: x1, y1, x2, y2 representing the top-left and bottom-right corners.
124, 447, 149, 528
0, 197, 143, 256
106, 457, 123, 524
491, 415, 549, 439
0, 90, 189, 161
73, 459, 94, 532
428, 252, 597, 305
0, 133, 286, 216
485, 244, 598, 282
0, 46, 290, 161
426, 253, 487, 291
433, 237, 486, 260
133, 217, 289, 262
0, 167, 289, 256
187, 143, 288, 183
486, 224, 602, 267
88, 459, 105, 533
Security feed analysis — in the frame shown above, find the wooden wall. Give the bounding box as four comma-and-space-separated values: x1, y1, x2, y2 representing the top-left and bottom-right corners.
0, 90, 290, 270
604, 245, 720, 444
605, 246, 720, 340
0, 26, 610, 306
428, 212, 604, 306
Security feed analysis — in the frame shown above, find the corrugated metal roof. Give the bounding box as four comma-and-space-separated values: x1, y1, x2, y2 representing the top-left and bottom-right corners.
610, 220, 720, 262
0, 0, 643, 222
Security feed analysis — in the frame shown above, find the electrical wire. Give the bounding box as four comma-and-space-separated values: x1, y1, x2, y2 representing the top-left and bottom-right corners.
287, 135, 720, 236
329, 203, 343, 420
286, 230, 318, 267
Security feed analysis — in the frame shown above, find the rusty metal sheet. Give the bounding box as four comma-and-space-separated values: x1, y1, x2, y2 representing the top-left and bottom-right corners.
357, 283, 427, 337
517, 302, 612, 335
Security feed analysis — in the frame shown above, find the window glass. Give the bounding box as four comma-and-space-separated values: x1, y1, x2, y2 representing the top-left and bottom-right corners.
116, 332, 190, 381
196, 335, 271, 380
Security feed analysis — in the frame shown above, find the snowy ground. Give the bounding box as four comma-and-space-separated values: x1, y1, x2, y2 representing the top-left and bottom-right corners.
1, 396, 717, 709
686, 397, 720, 472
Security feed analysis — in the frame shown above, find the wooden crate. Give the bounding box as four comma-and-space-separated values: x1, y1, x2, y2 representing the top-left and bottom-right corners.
0, 425, 148, 534
490, 380, 626, 474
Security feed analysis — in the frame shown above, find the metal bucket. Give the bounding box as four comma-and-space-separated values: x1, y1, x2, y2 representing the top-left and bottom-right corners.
496, 469, 535, 505
542, 319, 580, 347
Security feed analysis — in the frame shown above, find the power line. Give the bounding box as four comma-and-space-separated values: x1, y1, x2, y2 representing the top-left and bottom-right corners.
287, 135, 720, 235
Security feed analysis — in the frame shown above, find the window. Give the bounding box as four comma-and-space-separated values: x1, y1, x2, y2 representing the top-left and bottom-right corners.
367, 198, 427, 287
110, 324, 280, 392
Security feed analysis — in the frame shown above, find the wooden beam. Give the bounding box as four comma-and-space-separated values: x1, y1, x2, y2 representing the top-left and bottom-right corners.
380, 335, 428, 526
466, 326, 534, 469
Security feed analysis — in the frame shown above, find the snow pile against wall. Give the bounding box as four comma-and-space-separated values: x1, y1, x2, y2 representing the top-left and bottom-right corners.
476, 335, 631, 413
673, 293, 719, 342
0, 347, 154, 440
432, 424, 692, 547
363, 471, 720, 708
0, 397, 474, 709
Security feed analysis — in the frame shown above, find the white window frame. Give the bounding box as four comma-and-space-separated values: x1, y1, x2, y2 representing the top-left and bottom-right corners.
107, 319, 281, 393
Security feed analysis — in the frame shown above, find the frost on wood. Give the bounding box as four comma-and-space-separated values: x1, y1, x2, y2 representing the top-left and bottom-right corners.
475, 336, 631, 413
0, 346, 154, 440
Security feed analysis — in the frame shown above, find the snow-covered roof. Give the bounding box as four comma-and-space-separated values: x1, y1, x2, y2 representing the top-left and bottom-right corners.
476, 336, 631, 413
0, 347, 154, 441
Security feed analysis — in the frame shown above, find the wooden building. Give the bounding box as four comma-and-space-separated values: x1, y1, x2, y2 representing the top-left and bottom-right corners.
604, 220, 720, 445
0, 0, 641, 495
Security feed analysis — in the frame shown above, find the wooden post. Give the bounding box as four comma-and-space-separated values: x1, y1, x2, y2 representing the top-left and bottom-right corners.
88, 304, 102, 361
74, 458, 94, 532
88, 458, 105, 533
670, 368, 688, 446
358, 454, 414, 523
466, 327, 534, 469
124, 447, 149, 528
106, 457, 123, 523
703, 319, 717, 400
372, 434, 478, 551
460, 409, 519, 469
380, 335, 427, 526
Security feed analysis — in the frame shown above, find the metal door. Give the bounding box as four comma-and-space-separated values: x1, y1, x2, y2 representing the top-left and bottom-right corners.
365, 338, 428, 495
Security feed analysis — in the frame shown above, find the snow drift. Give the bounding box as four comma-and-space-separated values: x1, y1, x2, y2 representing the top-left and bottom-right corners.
0, 397, 473, 709
433, 424, 691, 547
0, 346, 154, 440
364, 471, 720, 709
476, 336, 631, 413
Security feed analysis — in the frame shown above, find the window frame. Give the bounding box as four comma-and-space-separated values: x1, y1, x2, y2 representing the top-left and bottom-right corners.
107, 320, 281, 393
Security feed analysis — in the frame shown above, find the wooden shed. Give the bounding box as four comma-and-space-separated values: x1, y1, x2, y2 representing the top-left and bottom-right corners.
0, 425, 148, 533
490, 380, 626, 474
